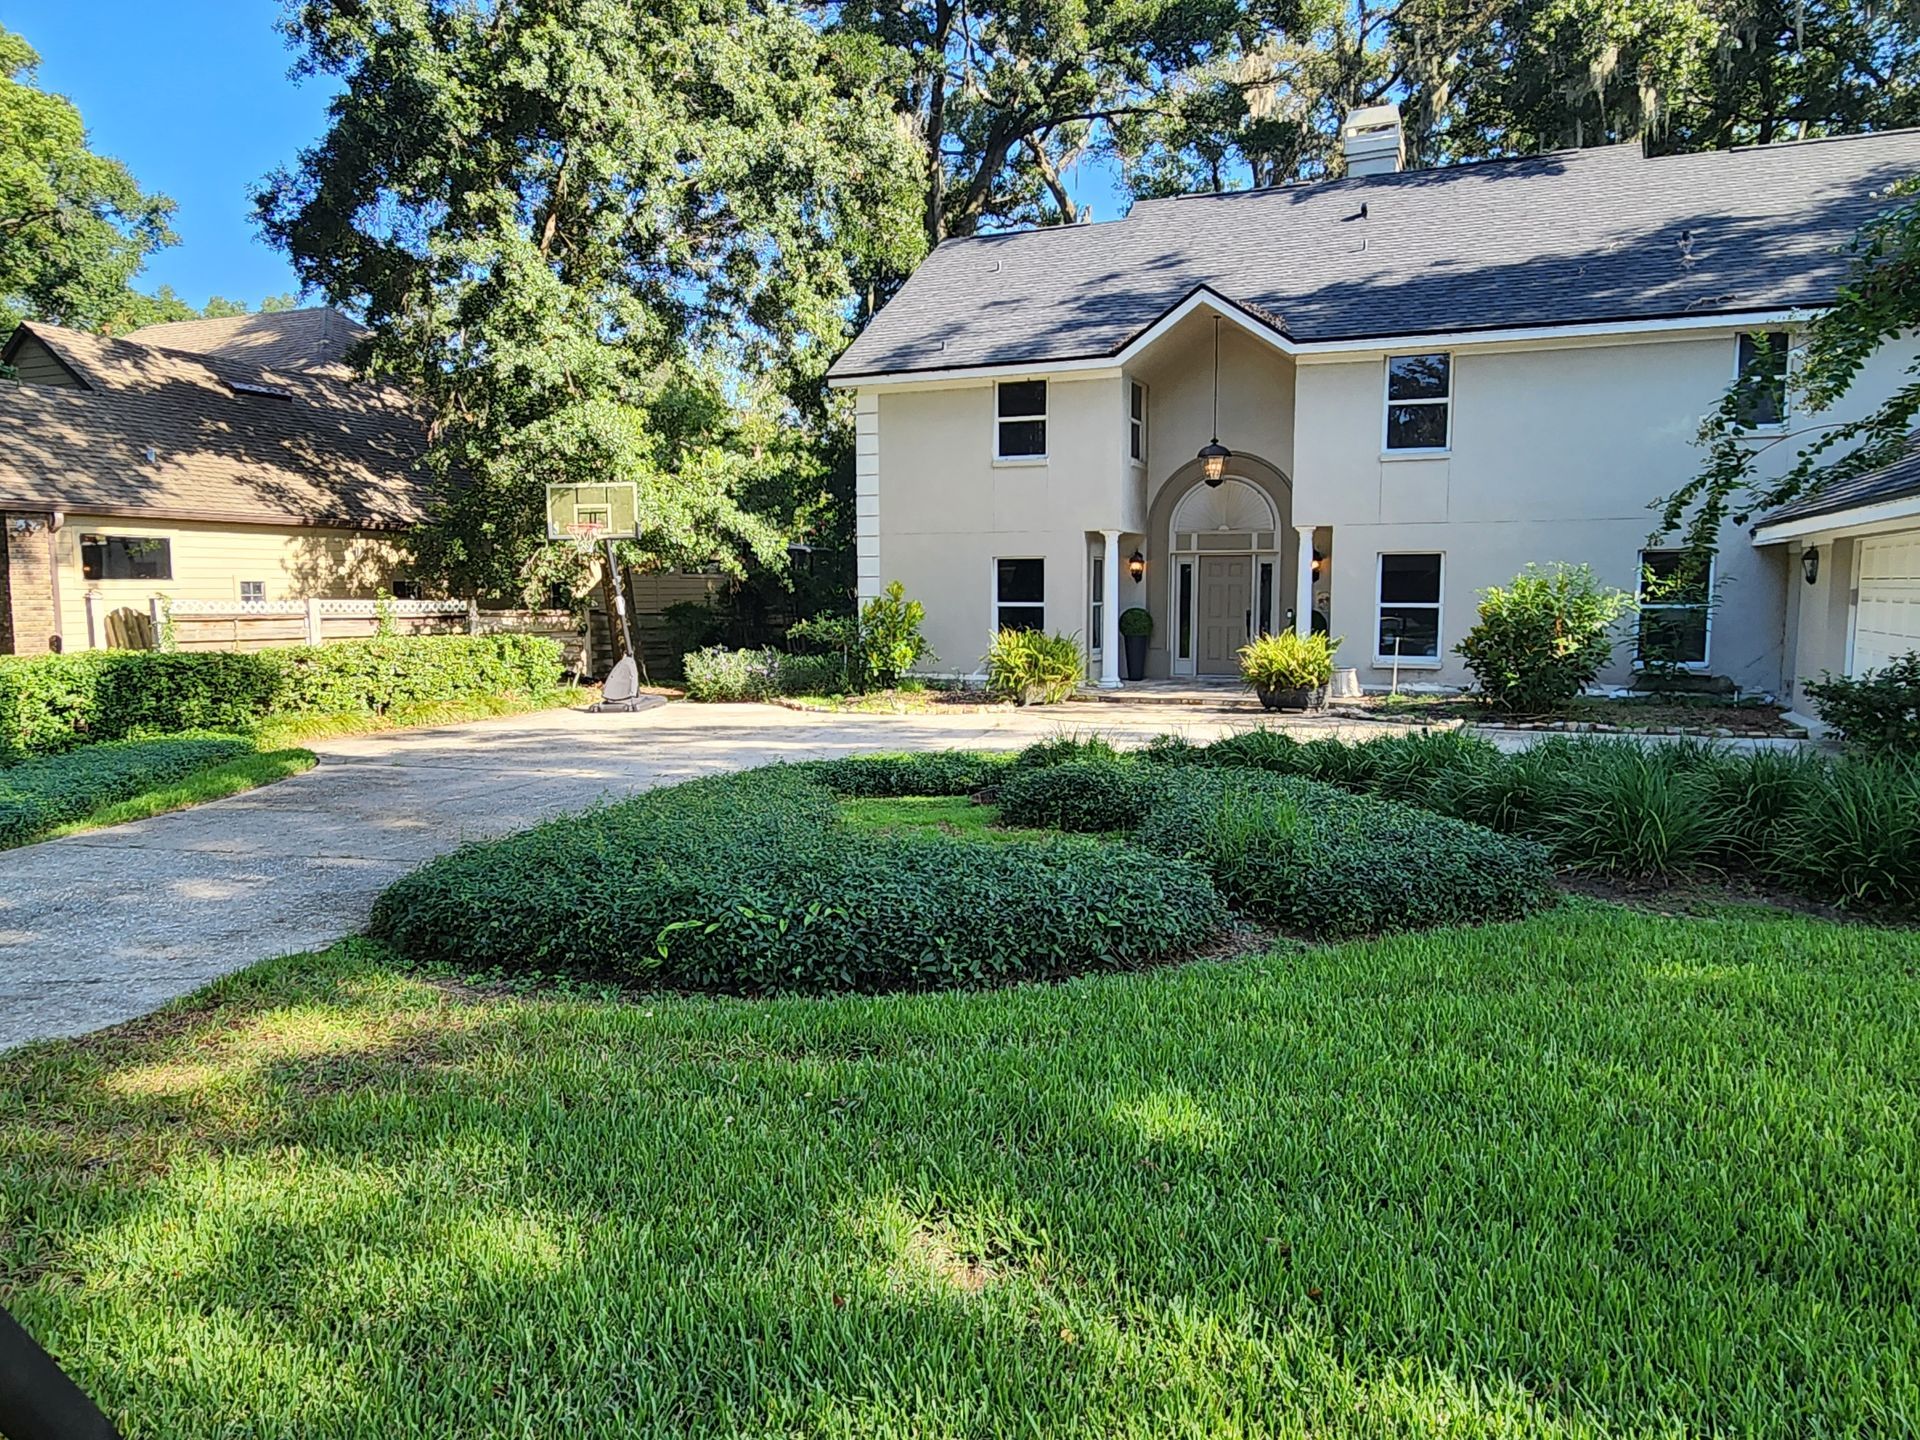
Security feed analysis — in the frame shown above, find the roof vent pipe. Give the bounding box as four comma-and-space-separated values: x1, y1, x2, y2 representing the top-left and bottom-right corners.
1340, 104, 1404, 177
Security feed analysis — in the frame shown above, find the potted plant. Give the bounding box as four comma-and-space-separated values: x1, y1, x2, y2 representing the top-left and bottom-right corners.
1238, 631, 1341, 711
1118, 607, 1152, 681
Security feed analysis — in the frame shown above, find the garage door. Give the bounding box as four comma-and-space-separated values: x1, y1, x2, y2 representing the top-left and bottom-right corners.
1852, 531, 1920, 674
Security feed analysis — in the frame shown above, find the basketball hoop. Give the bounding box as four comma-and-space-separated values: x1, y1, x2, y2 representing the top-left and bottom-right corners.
562, 520, 608, 544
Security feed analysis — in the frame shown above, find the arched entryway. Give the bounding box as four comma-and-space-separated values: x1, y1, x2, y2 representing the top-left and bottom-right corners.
1147, 459, 1294, 679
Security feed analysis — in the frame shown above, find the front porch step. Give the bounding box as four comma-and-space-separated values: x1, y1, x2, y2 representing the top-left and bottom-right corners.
1070, 684, 1264, 708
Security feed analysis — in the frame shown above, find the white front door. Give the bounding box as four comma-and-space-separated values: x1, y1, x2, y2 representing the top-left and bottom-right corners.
1852, 531, 1920, 674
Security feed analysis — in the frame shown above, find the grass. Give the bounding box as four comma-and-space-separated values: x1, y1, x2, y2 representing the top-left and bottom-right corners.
252, 684, 595, 749
837, 794, 1048, 841
4, 903, 1918, 1437
27, 747, 318, 843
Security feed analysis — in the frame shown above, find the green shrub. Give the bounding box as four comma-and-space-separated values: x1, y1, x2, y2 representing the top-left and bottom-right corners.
997, 758, 1164, 832
371, 766, 1227, 994
682, 646, 782, 701
1007, 733, 1123, 774
1455, 563, 1634, 713
1183, 727, 1305, 774
1118, 607, 1153, 638
0, 734, 254, 845
806, 751, 1013, 798
0, 651, 284, 758
0, 636, 563, 758
859, 582, 931, 689
1134, 768, 1554, 938
269, 635, 562, 716
985, 629, 1082, 704
1237, 631, 1339, 691
1804, 653, 1920, 757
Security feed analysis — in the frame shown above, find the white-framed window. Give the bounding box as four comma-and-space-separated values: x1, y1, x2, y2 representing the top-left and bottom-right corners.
995, 380, 1047, 460
1637, 549, 1712, 668
1375, 552, 1442, 661
1733, 331, 1789, 430
80, 534, 171, 581
1384, 353, 1451, 452
239, 580, 265, 603
1128, 381, 1147, 464
1089, 552, 1104, 651
995, 557, 1045, 632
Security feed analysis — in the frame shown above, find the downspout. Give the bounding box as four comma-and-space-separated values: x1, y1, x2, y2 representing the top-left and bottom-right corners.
44, 509, 64, 653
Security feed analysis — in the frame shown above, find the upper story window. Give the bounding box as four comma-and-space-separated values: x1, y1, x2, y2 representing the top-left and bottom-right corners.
81, 534, 171, 581
1733, 331, 1790, 430
996, 380, 1047, 460
1128, 381, 1147, 463
1384, 353, 1451, 452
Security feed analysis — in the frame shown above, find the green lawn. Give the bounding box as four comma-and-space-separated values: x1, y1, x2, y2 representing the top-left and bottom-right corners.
838, 793, 1058, 841
3, 903, 1917, 1437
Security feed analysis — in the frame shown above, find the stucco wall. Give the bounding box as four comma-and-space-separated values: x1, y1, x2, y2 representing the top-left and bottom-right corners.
866, 314, 1298, 677
1294, 333, 1919, 693
874, 375, 1138, 674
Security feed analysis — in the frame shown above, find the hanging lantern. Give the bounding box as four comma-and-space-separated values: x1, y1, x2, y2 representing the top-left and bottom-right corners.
1196, 314, 1231, 487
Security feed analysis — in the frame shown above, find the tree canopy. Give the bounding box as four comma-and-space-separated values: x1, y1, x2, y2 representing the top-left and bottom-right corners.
0, 24, 179, 332
259, 0, 924, 601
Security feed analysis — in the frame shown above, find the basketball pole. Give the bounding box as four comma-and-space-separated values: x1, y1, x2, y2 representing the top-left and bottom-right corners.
602, 537, 636, 663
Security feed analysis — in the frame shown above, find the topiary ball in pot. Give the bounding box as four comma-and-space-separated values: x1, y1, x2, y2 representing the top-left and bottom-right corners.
1118, 607, 1153, 681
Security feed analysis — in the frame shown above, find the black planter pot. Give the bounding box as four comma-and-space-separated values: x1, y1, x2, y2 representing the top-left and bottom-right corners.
1122, 633, 1148, 682
1257, 683, 1329, 712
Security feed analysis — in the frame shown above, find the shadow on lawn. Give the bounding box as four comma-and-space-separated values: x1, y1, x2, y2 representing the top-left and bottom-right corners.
3, 911, 1918, 1437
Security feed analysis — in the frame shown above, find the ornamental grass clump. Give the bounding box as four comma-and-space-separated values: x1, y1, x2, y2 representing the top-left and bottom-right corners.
984, 629, 1082, 705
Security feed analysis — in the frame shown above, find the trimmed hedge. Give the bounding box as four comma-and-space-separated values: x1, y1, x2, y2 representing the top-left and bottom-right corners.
1134, 768, 1556, 937
997, 758, 1165, 833
0, 734, 255, 846
371, 766, 1227, 994
804, 751, 1013, 798
0, 636, 564, 759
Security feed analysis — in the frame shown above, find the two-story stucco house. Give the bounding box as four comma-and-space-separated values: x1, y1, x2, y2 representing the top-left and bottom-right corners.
826, 108, 1920, 716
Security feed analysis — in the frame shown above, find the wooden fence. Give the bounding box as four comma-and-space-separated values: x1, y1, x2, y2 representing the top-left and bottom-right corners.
90, 596, 598, 674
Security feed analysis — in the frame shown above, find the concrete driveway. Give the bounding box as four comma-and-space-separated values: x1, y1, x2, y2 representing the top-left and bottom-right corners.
3, 698, 1340, 1050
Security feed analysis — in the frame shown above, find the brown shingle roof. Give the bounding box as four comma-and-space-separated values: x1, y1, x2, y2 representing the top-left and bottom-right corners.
0, 317, 434, 530
123, 307, 370, 377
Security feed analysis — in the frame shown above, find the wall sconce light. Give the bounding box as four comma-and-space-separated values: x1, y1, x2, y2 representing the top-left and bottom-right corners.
1127, 549, 1146, 583
1197, 315, 1232, 486
1801, 547, 1820, 585
1311, 549, 1325, 579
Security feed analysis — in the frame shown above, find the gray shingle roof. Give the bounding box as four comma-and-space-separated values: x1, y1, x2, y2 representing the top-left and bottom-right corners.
123, 308, 369, 377
0, 319, 433, 529
831, 130, 1920, 380
1755, 433, 1920, 529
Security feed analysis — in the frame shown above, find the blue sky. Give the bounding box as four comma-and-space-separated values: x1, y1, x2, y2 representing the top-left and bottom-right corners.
2, 1, 1124, 313
1, 0, 334, 309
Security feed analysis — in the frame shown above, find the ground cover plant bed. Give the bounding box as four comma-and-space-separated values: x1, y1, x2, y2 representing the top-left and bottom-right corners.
4, 904, 1919, 1437
1144, 728, 1920, 915
0, 735, 315, 848
371, 745, 1553, 993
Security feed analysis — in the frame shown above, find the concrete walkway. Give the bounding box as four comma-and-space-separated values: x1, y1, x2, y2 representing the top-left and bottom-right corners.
0, 699, 1808, 1051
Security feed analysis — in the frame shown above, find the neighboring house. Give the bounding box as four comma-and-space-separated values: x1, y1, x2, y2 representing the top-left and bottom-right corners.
0, 308, 433, 655
827, 108, 1920, 712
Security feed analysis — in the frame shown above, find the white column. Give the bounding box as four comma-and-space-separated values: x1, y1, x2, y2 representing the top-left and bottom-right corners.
1099, 529, 1122, 688
1294, 524, 1316, 636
